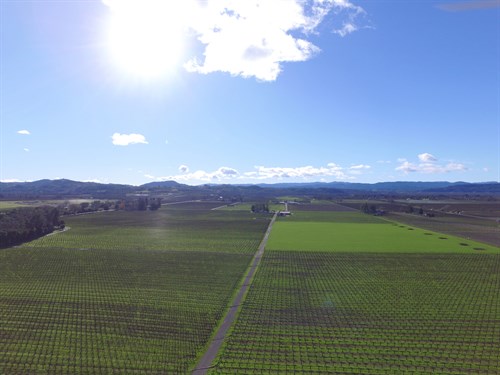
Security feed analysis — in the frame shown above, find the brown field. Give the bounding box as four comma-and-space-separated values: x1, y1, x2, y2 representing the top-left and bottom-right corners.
383, 212, 500, 247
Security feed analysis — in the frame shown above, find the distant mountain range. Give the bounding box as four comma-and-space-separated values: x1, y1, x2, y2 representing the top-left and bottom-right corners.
0, 179, 135, 199
255, 181, 470, 192
1, 179, 499, 199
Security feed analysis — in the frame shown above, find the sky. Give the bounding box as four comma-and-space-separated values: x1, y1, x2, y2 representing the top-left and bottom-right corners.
1, 0, 499, 186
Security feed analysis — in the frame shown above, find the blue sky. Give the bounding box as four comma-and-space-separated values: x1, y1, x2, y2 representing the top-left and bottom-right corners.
1, 0, 499, 186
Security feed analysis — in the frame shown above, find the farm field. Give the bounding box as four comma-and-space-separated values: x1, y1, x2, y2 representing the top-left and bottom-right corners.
24, 205, 269, 254
384, 212, 500, 248
267, 211, 499, 253
0, 203, 270, 374
339, 199, 500, 247
211, 208, 500, 374
0, 199, 95, 211
393, 200, 500, 219
0, 201, 39, 211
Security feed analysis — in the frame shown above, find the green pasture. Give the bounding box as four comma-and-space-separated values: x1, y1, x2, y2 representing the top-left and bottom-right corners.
217, 202, 285, 213
0, 201, 33, 211
268, 213, 498, 253
278, 211, 385, 223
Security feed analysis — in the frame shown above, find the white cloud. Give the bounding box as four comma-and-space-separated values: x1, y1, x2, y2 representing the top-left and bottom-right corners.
349, 164, 371, 175
178, 165, 189, 173
248, 164, 349, 180
395, 161, 418, 174
0, 179, 24, 183
333, 23, 357, 37
218, 167, 238, 176
151, 162, 370, 184
23, 148, 30, 152
350, 164, 370, 170
418, 153, 437, 162
111, 133, 148, 146
331, 0, 367, 37
156, 166, 239, 183
396, 154, 467, 175
103, 0, 366, 81
17, 130, 30, 135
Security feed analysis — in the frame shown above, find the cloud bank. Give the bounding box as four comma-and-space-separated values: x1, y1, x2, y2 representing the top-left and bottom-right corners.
102, 0, 366, 81
244, 163, 349, 180
111, 133, 148, 146
149, 162, 370, 184
396, 154, 467, 174
17, 130, 30, 135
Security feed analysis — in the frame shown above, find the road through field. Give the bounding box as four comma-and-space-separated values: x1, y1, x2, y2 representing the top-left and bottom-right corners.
192, 212, 277, 374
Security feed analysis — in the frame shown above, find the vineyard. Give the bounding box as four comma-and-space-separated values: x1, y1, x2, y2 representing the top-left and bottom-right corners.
2, 202, 499, 374
211, 208, 500, 374
0, 204, 270, 373
24, 207, 269, 254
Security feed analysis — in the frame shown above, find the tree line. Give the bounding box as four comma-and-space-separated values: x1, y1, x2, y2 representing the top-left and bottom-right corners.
0, 206, 64, 248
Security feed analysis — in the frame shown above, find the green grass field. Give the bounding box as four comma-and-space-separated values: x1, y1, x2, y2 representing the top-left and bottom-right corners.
211, 209, 500, 374
218, 203, 285, 212
0, 201, 34, 211
268, 212, 498, 253
0, 204, 270, 374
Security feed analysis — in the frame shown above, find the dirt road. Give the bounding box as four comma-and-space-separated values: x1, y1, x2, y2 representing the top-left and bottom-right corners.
191, 213, 277, 374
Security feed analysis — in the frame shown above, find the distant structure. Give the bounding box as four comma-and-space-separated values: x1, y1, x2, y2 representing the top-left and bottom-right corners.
277, 201, 292, 217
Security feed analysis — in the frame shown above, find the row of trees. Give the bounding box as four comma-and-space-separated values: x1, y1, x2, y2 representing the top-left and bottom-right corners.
62, 200, 114, 215
251, 203, 270, 213
0, 206, 64, 248
360, 203, 378, 215
122, 197, 162, 211
60, 198, 163, 215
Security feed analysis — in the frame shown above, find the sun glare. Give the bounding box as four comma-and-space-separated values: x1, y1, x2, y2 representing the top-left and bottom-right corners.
106, 4, 185, 79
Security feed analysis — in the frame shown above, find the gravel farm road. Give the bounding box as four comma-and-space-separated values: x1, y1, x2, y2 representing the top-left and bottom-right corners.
191, 212, 277, 374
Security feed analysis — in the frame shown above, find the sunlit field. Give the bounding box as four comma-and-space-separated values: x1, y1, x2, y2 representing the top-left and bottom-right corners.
0, 204, 269, 374
212, 208, 500, 374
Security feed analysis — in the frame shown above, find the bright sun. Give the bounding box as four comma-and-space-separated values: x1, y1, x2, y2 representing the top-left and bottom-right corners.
106, 4, 185, 79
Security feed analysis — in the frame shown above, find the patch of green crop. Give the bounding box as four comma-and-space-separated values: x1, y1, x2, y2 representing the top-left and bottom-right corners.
0, 201, 33, 211
217, 203, 253, 211
267, 220, 498, 253
212, 252, 500, 374
278, 211, 387, 223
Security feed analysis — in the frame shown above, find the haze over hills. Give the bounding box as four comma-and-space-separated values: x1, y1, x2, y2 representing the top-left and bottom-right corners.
1, 179, 499, 199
